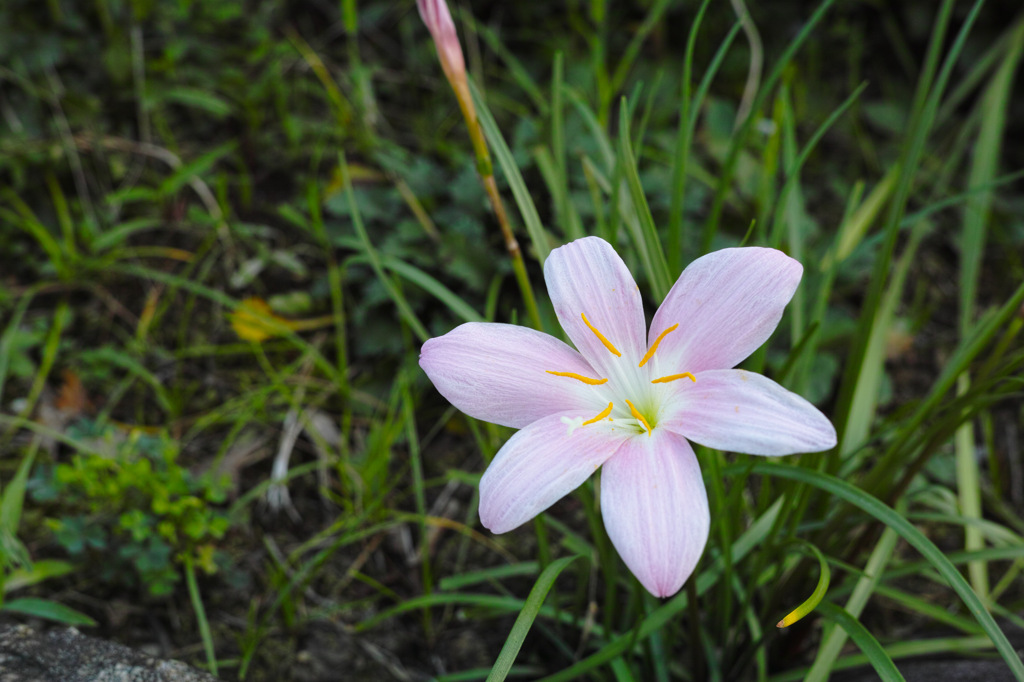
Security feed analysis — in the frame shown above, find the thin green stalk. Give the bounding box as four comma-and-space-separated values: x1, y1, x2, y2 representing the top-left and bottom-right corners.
400, 372, 433, 638
955, 19, 1024, 600
451, 78, 542, 330
833, 0, 981, 444
702, 0, 838, 251
617, 98, 672, 300
183, 556, 218, 676
339, 152, 429, 342
668, 0, 713, 272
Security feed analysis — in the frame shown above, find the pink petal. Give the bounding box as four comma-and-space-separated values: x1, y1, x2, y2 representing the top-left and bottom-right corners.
420, 322, 605, 429
661, 369, 837, 455
649, 248, 802, 373
601, 430, 709, 598
544, 237, 648, 377
479, 412, 630, 533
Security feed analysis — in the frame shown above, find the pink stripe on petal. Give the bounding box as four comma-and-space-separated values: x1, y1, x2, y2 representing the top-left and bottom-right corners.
661, 369, 837, 455
544, 237, 647, 377
601, 431, 709, 598
650, 248, 802, 373
420, 322, 603, 429
479, 412, 629, 533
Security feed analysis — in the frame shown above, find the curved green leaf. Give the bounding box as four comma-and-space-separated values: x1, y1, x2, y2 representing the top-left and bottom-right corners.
2, 597, 96, 627
777, 541, 830, 628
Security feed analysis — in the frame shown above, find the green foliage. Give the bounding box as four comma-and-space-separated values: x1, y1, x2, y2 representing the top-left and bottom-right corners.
2, 0, 1023, 679
34, 421, 230, 596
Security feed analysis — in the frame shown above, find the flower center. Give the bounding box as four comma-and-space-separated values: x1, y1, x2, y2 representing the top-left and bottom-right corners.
547, 314, 697, 436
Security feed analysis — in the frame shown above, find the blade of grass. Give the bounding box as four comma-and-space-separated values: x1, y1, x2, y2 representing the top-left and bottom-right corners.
608, 0, 673, 96
339, 152, 429, 342
1, 598, 96, 627
668, 0, 734, 271
537, 498, 784, 681
487, 555, 585, 682
470, 79, 551, 267
745, 462, 1024, 681
702, 0, 838, 251
833, 0, 983, 446
183, 555, 217, 676
617, 98, 672, 300
806, 517, 900, 681
814, 602, 906, 682
776, 541, 831, 629
955, 19, 1024, 600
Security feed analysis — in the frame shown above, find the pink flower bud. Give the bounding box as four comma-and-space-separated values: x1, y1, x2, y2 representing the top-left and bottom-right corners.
417, 0, 466, 84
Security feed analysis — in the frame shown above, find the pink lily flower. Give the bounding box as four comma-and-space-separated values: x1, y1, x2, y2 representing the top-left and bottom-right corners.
419, 237, 836, 597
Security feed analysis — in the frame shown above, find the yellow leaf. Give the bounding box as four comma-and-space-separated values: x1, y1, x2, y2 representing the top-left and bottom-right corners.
230, 297, 291, 342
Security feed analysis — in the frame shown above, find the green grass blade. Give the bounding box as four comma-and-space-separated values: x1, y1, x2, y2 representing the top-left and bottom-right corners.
838, 220, 925, 458
768, 81, 868, 244
487, 555, 584, 682
745, 462, 1024, 681
470, 79, 551, 264
617, 98, 672, 300
672, 18, 742, 267
702, 0, 838, 250
668, 0, 714, 273
0, 446, 37, 538
833, 0, 983, 444
806, 520, 900, 681
816, 602, 906, 682
537, 498, 784, 681
340, 152, 430, 342
1, 597, 97, 627
955, 20, 1024, 600
608, 0, 673, 96
183, 555, 218, 676
777, 541, 831, 628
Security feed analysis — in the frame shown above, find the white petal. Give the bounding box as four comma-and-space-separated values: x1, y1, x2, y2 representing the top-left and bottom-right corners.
479, 412, 630, 533
661, 369, 837, 455
649, 247, 802, 373
601, 431, 710, 597
420, 322, 604, 428
544, 237, 648, 377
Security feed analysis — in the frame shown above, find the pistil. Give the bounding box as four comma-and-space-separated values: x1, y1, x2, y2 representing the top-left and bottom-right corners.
624, 399, 652, 436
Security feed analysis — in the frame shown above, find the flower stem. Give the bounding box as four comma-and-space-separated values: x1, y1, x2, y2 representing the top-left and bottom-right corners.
450, 76, 543, 330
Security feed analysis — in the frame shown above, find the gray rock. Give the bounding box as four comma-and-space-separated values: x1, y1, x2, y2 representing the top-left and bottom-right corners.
0, 625, 219, 682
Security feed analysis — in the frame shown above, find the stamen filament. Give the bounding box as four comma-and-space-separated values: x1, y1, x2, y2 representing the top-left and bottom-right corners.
581, 313, 621, 357
546, 370, 608, 385
651, 372, 697, 384
582, 402, 614, 426
625, 399, 652, 437
638, 323, 679, 367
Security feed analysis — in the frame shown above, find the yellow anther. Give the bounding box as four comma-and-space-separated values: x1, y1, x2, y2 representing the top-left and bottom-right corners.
582, 402, 614, 426
624, 399, 652, 437
546, 371, 608, 385
638, 323, 678, 367
651, 372, 697, 384
581, 313, 621, 357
